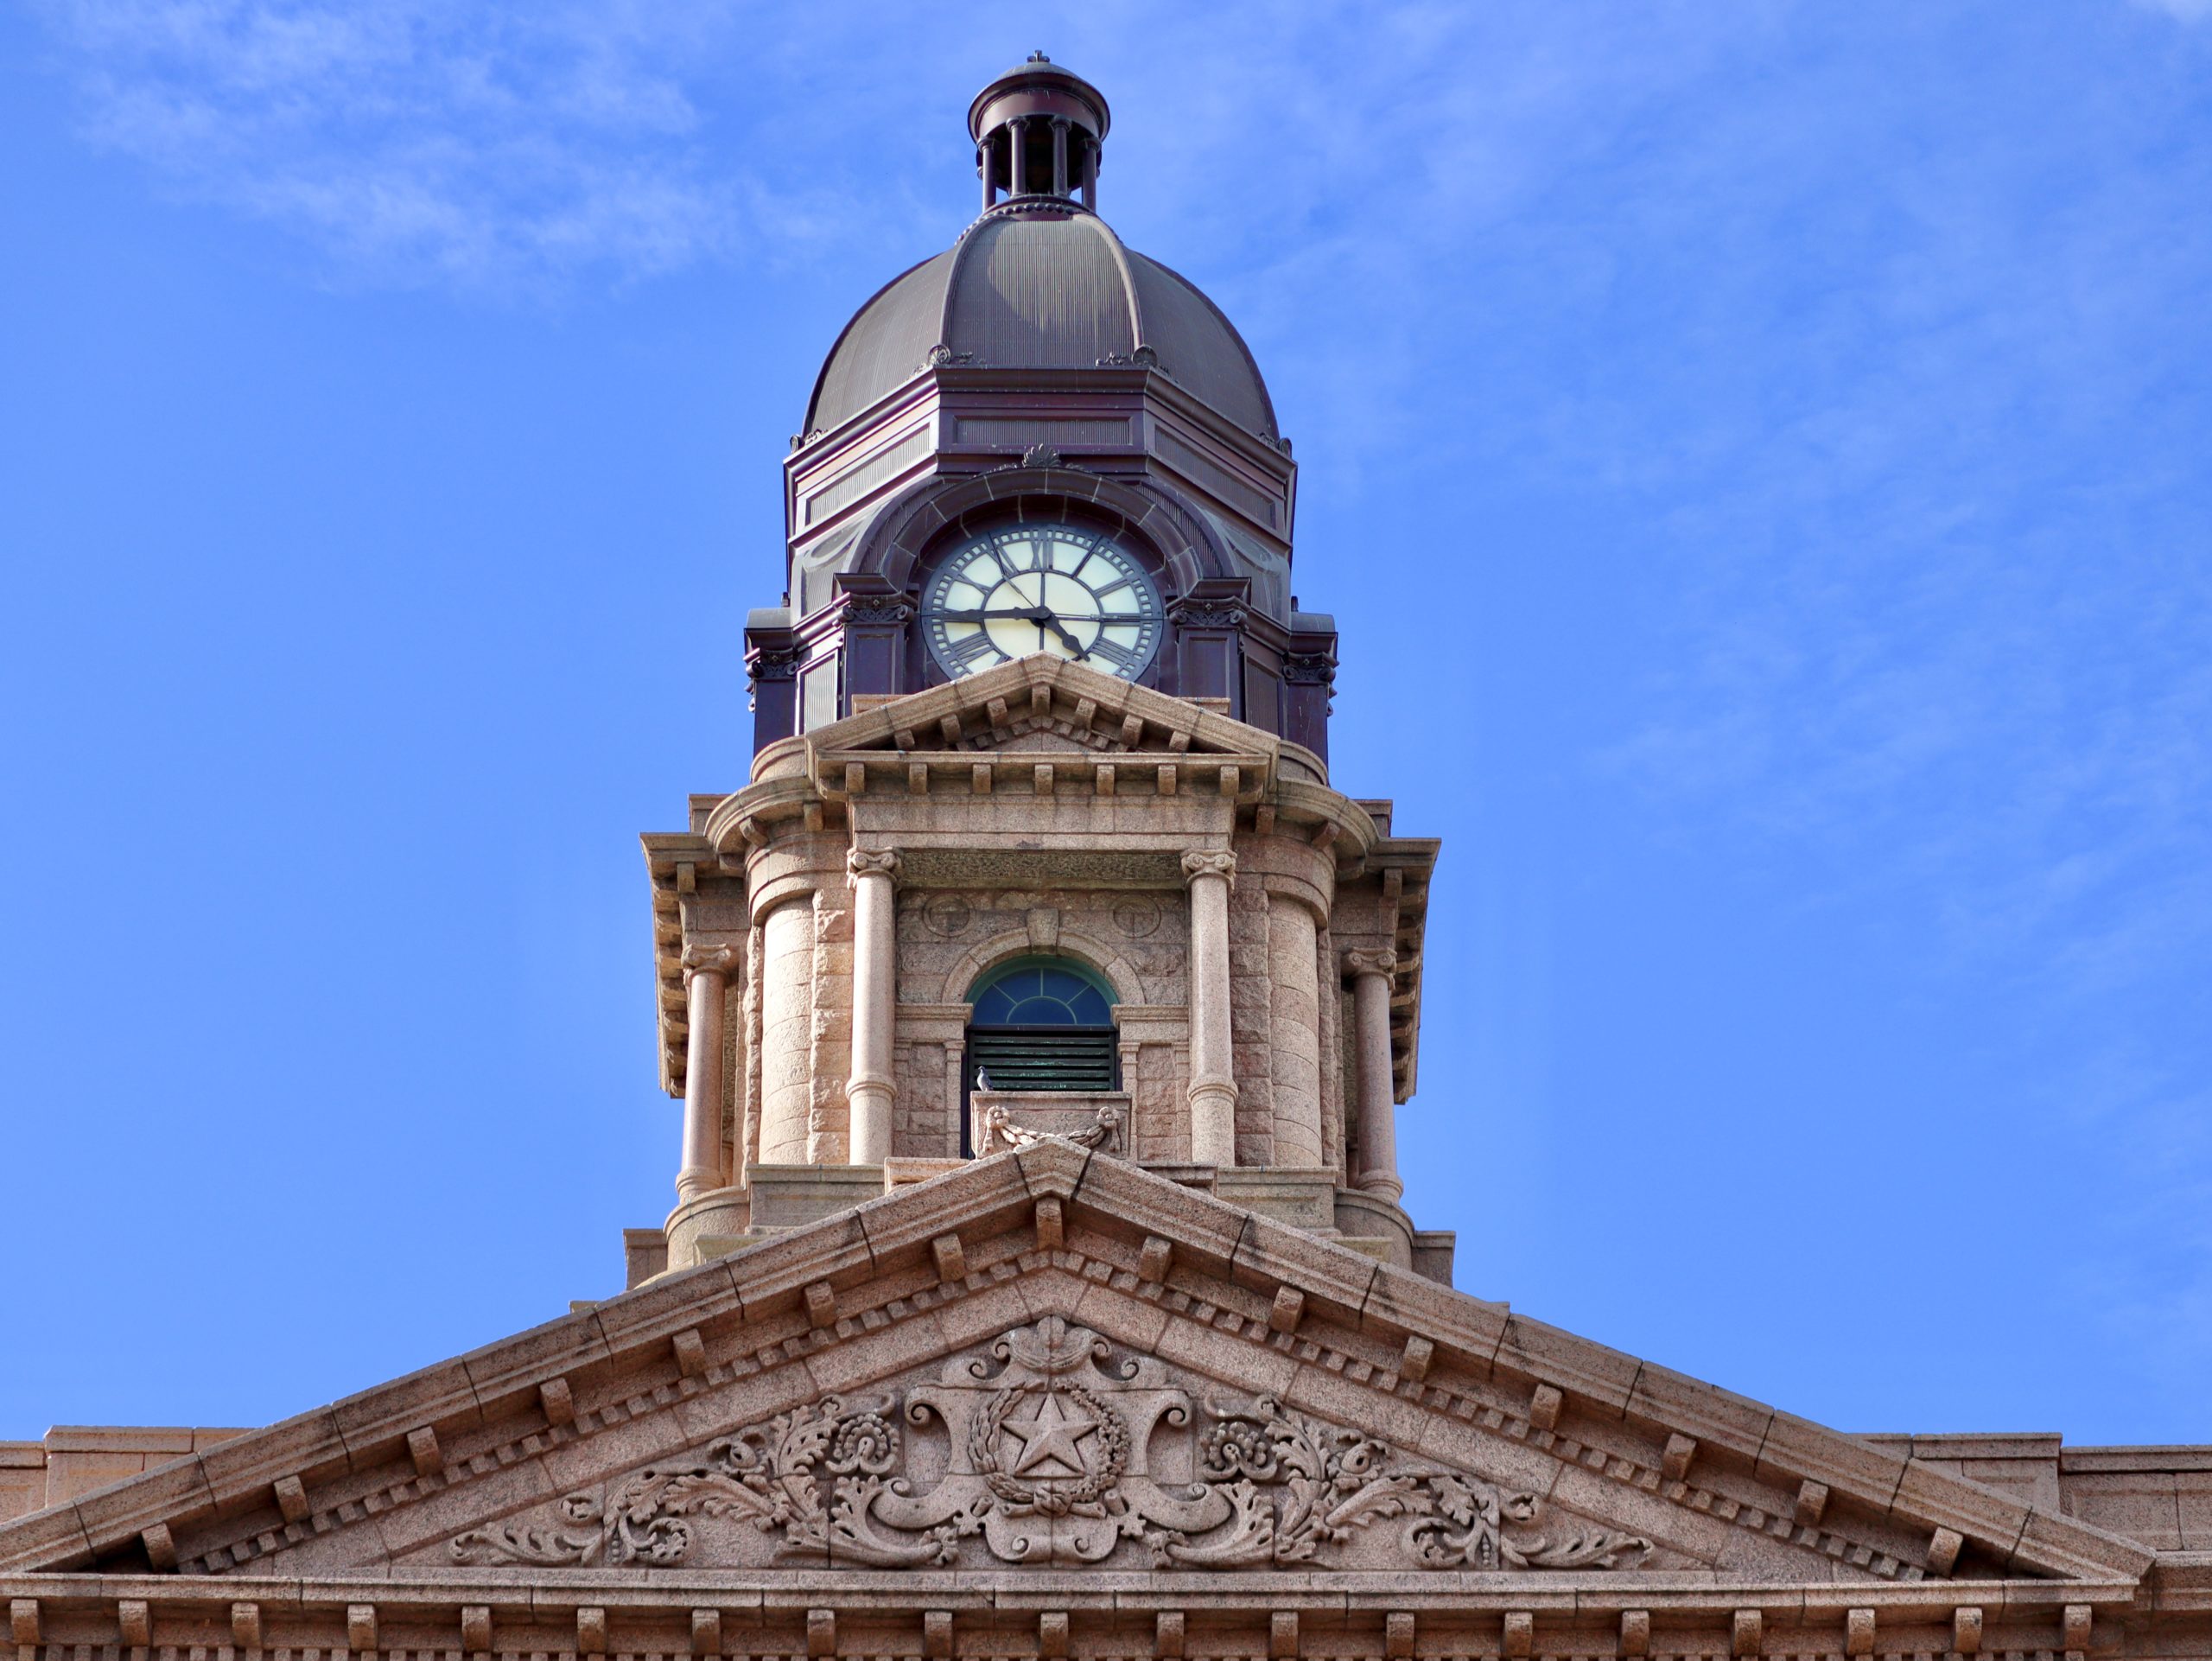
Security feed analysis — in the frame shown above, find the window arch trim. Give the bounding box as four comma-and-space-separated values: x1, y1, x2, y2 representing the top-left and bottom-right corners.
967, 954, 1117, 1028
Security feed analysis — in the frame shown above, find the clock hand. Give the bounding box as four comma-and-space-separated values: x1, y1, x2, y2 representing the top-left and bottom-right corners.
927, 600, 1088, 659
1034, 611, 1090, 658
1004, 574, 1090, 658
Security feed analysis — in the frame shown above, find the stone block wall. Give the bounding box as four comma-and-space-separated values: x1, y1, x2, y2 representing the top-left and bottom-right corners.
891, 885, 1192, 1007
0, 1428, 247, 1524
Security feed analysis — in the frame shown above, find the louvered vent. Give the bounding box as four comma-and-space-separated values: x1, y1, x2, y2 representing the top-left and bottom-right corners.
967, 1028, 1119, 1092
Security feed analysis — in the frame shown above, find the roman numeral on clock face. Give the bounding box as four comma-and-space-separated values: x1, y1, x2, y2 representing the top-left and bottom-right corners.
941, 627, 997, 667
1088, 636, 1143, 672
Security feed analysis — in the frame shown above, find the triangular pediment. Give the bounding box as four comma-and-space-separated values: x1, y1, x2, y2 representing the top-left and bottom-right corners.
0, 1146, 2152, 1597
810, 655, 1285, 771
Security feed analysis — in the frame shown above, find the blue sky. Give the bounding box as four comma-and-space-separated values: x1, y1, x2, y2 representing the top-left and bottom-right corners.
3, 1, 2209, 1448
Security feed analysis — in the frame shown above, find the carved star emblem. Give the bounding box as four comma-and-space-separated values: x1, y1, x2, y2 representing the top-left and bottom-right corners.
1002, 1390, 1098, 1478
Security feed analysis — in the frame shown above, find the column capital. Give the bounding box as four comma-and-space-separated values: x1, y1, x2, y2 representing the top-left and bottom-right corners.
847, 846, 902, 885
1181, 849, 1237, 884
681, 942, 740, 983
1342, 946, 1397, 981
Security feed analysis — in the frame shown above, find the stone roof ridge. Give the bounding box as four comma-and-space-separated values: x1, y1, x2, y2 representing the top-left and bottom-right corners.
0, 1144, 2154, 1588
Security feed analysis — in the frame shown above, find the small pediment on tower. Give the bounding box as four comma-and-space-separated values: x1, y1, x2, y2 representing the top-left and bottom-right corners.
805, 656, 1289, 778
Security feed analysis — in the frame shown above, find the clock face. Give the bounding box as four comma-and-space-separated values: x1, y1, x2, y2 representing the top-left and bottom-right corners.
919, 524, 1166, 682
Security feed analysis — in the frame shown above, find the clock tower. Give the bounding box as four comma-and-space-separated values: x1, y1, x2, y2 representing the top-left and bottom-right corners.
637, 52, 1447, 1284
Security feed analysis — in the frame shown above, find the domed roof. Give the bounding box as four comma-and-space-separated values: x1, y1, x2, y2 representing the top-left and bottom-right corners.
804, 204, 1278, 442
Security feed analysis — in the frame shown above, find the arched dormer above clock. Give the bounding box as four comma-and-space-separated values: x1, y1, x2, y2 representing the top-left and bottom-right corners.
748, 461, 1338, 760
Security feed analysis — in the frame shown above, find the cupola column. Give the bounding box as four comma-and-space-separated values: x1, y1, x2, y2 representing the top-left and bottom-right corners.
1051, 117, 1071, 196
1183, 850, 1240, 1167
1081, 138, 1098, 210
677, 943, 738, 1201
978, 143, 995, 213
1009, 116, 1030, 196
845, 848, 902, 1165
1344, 948, 1402, 1198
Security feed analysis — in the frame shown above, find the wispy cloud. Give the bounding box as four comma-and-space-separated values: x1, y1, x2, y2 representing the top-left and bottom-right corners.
2134, 0, 2212, 22
29, 0, 877, 290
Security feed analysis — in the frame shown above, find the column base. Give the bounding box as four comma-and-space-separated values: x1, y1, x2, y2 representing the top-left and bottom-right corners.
847, 1079, 894, 1166
1333, 1187, 1418, 1273
664, 1185, 753, 1271
1187, 1080, 1240, 1167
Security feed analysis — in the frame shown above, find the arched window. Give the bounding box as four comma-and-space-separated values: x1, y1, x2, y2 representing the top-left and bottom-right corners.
962, 957, 1118, 1154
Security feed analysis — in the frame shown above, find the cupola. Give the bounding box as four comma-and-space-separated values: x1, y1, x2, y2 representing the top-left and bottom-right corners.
969, 52, 1109, 210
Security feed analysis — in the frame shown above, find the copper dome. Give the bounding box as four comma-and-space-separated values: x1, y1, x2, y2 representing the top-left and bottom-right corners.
803, 200, 1279, 443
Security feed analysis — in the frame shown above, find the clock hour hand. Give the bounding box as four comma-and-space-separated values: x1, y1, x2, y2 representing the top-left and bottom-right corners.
1033, 610, 1090, 659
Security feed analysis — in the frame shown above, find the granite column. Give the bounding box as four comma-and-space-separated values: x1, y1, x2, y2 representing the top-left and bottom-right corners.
677, 943, 737, 1201
1344, 947, 1402, 1198
1183, 850, 1240, 1167
845, 848, 901, 1165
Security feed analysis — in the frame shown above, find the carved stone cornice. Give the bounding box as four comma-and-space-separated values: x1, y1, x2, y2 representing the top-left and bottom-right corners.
848, 847, 903, 885
747, 646, 804, 683
1180, 850, 1236, 884
1168, 595, 1246, 630
1342, 946, 1398, 980
680, 942, 740, 984
841, 595, 914, 627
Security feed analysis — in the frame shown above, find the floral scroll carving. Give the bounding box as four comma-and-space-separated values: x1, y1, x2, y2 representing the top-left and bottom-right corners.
449, 1317, 1652, 1572
452, 1395, 977, 1569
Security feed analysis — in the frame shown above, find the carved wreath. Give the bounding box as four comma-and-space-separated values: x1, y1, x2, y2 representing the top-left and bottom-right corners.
969, 1381, 1129, 1517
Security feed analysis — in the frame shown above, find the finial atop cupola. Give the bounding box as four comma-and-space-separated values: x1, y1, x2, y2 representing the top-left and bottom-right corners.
969, 53, 1111, 214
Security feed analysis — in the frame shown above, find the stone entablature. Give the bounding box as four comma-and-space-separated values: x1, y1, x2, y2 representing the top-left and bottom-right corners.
638, 657, 1437, 1277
